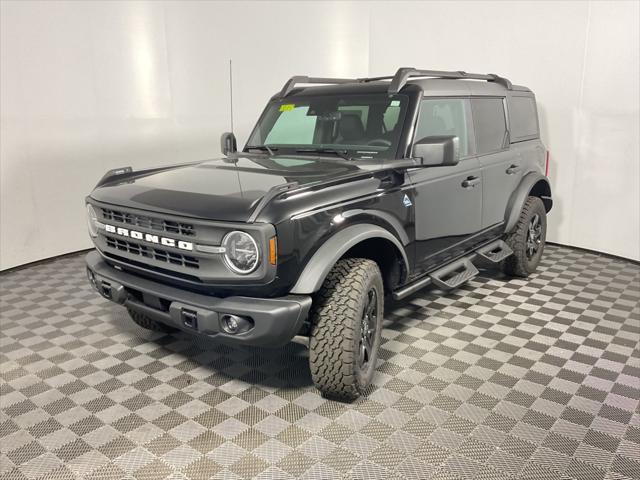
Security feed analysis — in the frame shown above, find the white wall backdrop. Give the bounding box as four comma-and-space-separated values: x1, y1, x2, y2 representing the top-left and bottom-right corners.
369, 0, 639, 262
1, 0, 638, 270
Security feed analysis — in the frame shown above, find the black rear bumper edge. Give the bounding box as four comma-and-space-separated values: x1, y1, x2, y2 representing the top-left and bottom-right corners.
85, 250, 312, 347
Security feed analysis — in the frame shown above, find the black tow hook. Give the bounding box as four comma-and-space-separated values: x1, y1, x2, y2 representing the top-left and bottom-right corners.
181, 309, 198, 330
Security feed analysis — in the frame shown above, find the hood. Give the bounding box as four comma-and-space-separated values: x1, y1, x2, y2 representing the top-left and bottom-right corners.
90, 155, 365, 222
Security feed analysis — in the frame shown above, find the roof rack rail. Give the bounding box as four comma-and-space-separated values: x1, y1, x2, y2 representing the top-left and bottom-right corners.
278, 76, 358, 97
277, 68, 513, 97
386, 68, 513, 94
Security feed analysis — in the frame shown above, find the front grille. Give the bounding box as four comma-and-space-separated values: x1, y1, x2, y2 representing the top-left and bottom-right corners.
106, 236, 199, 269
101, 208, 195, 236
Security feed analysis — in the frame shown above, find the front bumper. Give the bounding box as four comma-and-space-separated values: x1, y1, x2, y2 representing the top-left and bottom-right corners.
86, 251, 311, 347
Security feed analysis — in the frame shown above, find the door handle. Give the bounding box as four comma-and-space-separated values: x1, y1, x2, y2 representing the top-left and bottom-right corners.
506, 164, 521, 175
461, 176, 481, 188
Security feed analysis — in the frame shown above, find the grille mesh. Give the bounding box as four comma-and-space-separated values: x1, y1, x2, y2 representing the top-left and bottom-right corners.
101, 208, 195, 236
105, 236, 199, 269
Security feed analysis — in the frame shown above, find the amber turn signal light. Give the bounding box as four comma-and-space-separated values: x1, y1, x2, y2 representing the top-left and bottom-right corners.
269, 237, 277, 265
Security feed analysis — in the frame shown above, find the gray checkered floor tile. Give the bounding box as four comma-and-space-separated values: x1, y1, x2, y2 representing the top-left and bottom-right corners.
1, 245, 639, 480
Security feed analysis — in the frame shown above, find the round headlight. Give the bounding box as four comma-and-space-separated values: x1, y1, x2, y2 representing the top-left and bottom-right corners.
86, 204, 99, 237
222, 231, 259, 274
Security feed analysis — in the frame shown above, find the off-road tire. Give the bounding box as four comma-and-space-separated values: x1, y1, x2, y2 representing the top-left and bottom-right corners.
309, 258, 384, 401
503, 196, 547, 277
127, 308, 178, 333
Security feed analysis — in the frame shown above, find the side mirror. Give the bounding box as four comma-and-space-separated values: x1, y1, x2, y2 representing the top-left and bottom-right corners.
220, 132, 237, 156
413, 135, 459, 167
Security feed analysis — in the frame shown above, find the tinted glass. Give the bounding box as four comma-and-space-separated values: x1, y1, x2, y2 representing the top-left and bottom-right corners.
265, 106, 316, 144
510, 96, 539, 140
383, 103, 401, 132
472, 98, 508, 154
415, 98, 471, 157
248, 94, 408, 160
338, 105, 369, 129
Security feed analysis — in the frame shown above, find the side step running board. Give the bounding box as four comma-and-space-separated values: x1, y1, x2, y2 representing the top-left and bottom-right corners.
476, 239, 513, 264
429, 257, 479, 291
392, 239, 513, 301
392, 276, 432, 301
392, 256, 479, 300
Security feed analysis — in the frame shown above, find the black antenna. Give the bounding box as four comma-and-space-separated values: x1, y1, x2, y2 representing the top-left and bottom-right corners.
229, 59, 234, 133
229, 59, 243, 197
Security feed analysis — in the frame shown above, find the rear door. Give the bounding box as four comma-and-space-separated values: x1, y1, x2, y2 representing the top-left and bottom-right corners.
472, 97, 523, 230
409, 97, 483, 274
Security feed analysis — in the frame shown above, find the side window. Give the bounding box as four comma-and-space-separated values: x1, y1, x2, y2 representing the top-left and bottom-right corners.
415, 98, 471, 157
471, 98, 508, 154
509, 96, 539, 140
265, 106, 316, 144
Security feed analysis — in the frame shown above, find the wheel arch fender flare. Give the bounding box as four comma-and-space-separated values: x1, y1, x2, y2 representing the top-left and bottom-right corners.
504, 172, 553, 233
289, 223, 410, 295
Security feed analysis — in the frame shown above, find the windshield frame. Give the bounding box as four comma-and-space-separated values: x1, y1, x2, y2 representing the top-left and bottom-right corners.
244, 91, 414, 161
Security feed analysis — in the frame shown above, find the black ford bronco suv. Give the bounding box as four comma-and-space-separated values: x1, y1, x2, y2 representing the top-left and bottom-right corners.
85, 68, 552, 400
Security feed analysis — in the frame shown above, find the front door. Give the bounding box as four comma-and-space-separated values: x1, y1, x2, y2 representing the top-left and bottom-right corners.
409, 98, 483, 275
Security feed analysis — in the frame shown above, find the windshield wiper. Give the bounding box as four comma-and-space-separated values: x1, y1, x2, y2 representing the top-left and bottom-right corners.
296, 148, 353, 161
246, 145, 277, 155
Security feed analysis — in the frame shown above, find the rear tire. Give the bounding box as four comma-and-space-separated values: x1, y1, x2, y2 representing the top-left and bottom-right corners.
309, 258, 384, 401
503, 196, 547, 277
127, 308, 178, 333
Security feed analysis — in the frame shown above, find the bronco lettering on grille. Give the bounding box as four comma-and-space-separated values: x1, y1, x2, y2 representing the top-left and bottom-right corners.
104, 224, 193, 251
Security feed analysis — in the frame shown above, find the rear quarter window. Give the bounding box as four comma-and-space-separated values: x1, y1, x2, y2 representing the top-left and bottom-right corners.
510, 96, 539, 141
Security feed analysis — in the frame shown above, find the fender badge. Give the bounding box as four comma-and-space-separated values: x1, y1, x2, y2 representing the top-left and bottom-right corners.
403, 194, 412, 207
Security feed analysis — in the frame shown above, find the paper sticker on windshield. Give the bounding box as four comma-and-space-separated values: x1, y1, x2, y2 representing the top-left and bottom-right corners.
279, 104, 295, 112
390, 100, 400, 107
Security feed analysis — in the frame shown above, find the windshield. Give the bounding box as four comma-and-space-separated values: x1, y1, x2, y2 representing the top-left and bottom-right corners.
246, 94, 409, 160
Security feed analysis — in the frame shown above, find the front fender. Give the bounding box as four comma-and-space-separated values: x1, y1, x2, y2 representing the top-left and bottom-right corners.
289, 223, 409, 294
